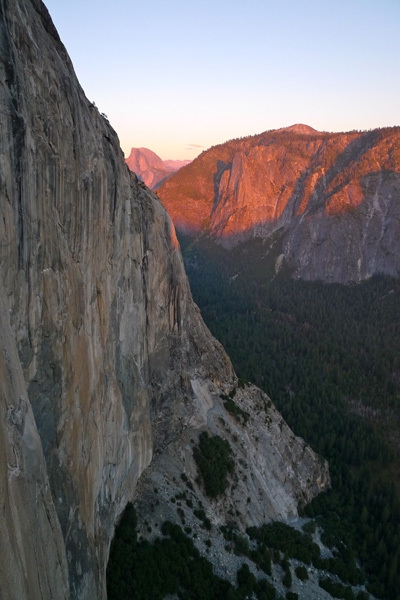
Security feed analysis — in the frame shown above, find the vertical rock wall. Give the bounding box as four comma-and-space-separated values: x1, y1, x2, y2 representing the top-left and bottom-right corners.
0, 1, 233, 597
0, 283, 69, 600
0, 1, 329, 599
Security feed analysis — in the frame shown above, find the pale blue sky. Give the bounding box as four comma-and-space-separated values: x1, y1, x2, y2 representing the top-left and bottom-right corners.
44, 0, 400, 160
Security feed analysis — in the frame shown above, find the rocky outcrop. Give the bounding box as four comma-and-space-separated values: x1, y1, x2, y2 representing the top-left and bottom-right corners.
0, 2, 329, 599
126, 147, 190, 189
158, 125, 400, 283
135, 382, 327, 531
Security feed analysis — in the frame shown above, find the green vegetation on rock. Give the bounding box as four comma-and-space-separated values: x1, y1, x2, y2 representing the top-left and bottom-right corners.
221, 392, 250, 426
193, 431, 234, 498
247, 522, 320, 566
106, 503, 279, 600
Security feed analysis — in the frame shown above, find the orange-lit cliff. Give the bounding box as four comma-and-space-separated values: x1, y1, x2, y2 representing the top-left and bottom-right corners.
158, 125, 400, 282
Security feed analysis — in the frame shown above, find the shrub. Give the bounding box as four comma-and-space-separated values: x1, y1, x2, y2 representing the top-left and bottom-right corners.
194, 508, 212, 530
232, 534, 249, 557
250, 546, 272, 575
295, 565, 308, 581
255, 578, 277, 600
247, 522, 320, 565
193, 432, 234, 497
319, 577, 357, 600
282, 567, 292, 588
237, 563, 257, 596
223, 397, 250, 426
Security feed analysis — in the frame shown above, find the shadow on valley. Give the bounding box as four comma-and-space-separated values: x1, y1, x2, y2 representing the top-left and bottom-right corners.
177, 232, 400, 600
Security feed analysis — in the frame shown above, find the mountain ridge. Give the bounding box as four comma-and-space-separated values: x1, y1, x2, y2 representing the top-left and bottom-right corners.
277, 123, 319, 135
158, 125, 400, 283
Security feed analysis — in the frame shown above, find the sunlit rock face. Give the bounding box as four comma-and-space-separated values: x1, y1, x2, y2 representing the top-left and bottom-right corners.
126, 147, 190, 189
158, 124, 400, 283
0, 1, 328, 599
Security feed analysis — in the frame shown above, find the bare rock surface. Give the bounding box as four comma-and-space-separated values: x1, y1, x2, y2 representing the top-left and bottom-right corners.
0, 1, 329, 599
135, 381, 328, 533
158, 125, 400, 283
0, 282, 69, 600
126, 147, 190, 189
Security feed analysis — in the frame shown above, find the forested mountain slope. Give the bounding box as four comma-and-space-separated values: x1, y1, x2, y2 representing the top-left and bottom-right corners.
178, 232, 400, 599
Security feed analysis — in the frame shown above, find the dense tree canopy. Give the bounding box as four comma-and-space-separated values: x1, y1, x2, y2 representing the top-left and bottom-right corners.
179, 233, 400, 600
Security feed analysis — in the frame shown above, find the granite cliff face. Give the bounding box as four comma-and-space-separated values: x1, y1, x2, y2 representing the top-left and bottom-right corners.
0, 2, 329, 599
158, 125, 400, 283
126, 147, 190, 189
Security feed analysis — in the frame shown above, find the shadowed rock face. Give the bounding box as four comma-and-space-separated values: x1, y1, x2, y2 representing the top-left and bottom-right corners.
0, 2, 329, 599
158, 126, 400, 283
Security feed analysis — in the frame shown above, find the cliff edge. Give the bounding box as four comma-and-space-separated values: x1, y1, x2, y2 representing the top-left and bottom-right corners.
0, 1, 329, 599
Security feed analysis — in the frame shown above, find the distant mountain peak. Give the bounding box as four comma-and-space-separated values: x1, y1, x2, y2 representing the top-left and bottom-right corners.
279, 123, 319, 135
164, 158, 192, 171
126, 148, 191, 189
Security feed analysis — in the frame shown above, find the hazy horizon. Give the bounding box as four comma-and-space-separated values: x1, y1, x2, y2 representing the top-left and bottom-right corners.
44, 0, 400, 161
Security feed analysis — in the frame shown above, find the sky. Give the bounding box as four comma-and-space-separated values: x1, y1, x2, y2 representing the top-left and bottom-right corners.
44, 0, 400, 161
